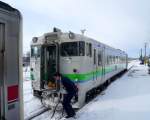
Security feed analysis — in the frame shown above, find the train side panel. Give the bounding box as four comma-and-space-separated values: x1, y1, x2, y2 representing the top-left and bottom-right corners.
74, 41, 128, 107
0, 2, 23, 120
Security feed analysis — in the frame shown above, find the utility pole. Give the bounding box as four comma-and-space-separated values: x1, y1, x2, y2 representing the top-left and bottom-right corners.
139, 48, 144, 64
141, 48, 143, 58
144, 42, 148, 65
140, 48, 142, 60
144, 43, 147, 58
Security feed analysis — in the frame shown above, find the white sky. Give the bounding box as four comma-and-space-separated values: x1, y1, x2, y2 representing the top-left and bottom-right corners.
2, 0, 150, 57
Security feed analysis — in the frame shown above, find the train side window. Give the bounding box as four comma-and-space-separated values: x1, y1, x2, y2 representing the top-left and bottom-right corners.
112, 56, 114, 64
79, 41, 85, 56
107, 56, 109, 65
98, 51, 102, 66
113, 56, 115, 64
94, 49, 96, 64
86, 43, 89, 56
89, 43, 92, 57
116, 56, 118, 63
109, 56, 111, 64
117, 56, 119, 63
86, 43, 92, 57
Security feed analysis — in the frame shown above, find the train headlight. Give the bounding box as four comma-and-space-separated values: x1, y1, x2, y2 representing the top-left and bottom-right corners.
69, 31, 75, 39
32, 37, 38, 43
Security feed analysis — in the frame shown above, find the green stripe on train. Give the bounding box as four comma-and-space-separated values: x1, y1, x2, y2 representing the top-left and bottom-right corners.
64, 64, 126, 82
64, 66, 115, 82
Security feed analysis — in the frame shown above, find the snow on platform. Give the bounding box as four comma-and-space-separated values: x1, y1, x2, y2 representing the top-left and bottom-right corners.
76, 60, 150, 120
23, 80, 43, 119
23, 67, 43, 119
23, 60, 150, 120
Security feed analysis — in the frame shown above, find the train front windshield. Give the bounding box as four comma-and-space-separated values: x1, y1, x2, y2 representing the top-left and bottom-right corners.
61, 41, 85, 56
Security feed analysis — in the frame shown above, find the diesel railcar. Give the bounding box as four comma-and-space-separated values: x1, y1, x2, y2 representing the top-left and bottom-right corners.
0, 2, 23, 120
30, 28, 127, 108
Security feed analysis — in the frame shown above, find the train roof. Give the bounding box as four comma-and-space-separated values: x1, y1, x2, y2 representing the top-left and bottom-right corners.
0, 1, 21, 18
32, 29, 127, 55
0, 1, 16, 11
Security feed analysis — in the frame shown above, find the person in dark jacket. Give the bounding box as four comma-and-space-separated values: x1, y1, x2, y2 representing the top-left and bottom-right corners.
53, 72, 77, 118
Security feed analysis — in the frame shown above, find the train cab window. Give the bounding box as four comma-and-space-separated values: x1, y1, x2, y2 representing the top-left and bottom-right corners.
61, 42, 78, 56
79, 41, 85, 56
31, 46, 41, 57
86, 43, 92, 57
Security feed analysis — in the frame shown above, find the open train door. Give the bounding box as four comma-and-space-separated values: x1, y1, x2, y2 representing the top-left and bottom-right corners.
41, 43, 59, 90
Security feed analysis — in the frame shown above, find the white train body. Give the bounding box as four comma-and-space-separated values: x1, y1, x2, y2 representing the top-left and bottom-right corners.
0, 2, 23, 120
31, 28, 127, 108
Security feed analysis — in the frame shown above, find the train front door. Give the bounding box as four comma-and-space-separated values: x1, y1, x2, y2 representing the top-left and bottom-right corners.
0, 23, 5, 119
41, 44, 59, 89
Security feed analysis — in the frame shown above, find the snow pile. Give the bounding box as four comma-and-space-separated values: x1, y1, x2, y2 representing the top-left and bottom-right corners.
76, 61, 150, 120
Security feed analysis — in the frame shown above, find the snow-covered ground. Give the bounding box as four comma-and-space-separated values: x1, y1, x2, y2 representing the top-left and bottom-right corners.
23, 67, 30, 81
23, 67, 43, 119
23, 60, 150, 120
76, 60, 150, 120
